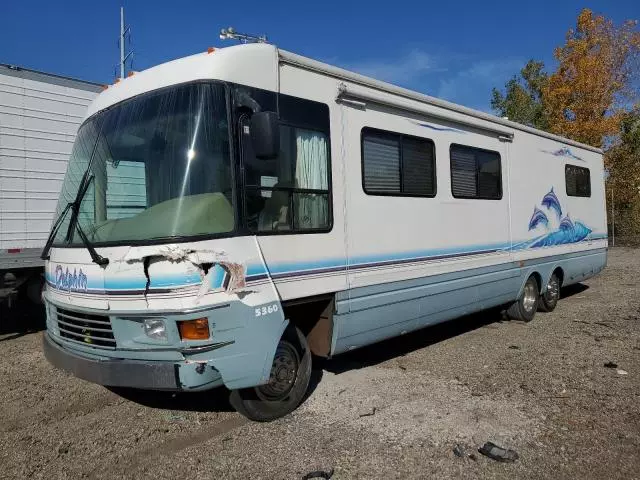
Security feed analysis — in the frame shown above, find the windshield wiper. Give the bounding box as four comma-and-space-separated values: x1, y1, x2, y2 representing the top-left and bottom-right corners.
40, 175, 109, 266
73, 214, 110, 266
40, 202, 74, 261
42, 117, 111, 266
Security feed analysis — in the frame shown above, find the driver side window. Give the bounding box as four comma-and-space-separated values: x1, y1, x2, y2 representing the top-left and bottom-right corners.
243, 94, 331, 233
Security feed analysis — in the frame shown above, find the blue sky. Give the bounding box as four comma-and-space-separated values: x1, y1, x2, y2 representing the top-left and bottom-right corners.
2, 0, 638, 112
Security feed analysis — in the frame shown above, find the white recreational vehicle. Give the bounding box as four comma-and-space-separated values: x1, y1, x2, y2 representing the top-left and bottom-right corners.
42, 42, 607, 421
0, 64, 101, 306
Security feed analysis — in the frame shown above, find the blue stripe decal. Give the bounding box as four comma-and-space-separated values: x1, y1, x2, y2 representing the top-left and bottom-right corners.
245, 242, 512, 281
411, 120, 465, 133
47, 235, 607, 294
246, 235, 607, 281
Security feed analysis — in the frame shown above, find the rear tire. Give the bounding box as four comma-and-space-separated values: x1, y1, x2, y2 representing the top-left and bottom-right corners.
507, 276, 539, 322
538, 272, 561, 312
229, 325, 311, 422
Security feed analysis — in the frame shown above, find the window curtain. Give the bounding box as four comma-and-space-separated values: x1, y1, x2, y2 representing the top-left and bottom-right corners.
295, 129, 328, 229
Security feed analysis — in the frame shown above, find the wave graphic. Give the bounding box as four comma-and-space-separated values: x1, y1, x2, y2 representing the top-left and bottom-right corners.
528, 206, 549, 231
541, 187, 562, 219
530, 221, 592, 248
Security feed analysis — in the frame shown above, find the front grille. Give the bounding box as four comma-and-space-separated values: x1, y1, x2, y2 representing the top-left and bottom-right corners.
56, 307, 115, 349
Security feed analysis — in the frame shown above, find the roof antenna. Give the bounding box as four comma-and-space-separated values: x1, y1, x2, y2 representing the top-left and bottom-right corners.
219, 27, 268, 44
118, 6, 134, 79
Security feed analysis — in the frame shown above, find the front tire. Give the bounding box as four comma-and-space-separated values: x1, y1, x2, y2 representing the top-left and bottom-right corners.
538, 272, 561, 312
507, 276, 539, 322
229, 325, 311, 422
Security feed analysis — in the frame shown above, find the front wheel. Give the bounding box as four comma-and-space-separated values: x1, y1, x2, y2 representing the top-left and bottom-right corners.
507, 276, 539, 322
538, 272, 561, 312
229, 325, 311, 422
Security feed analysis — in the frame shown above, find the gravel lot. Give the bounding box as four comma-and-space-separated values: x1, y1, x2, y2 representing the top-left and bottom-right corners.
1, 248, 638, 480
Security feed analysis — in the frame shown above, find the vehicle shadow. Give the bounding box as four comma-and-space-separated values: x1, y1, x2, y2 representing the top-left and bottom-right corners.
321, 306, 506, 375
0, 302, 46, 338
560, 283, 589, 299
111, 366, 325, 414
322, 284, 590, 375
108, 385, 236, 413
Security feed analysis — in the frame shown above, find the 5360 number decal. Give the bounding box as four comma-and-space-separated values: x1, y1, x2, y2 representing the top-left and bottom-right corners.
255, 303, 279, 317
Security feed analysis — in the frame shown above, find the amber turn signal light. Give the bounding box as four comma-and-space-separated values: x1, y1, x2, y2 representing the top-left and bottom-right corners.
178, 318, 210, 340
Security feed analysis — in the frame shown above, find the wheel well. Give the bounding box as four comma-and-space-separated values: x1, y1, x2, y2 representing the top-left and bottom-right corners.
553, 267, 564, 286
529, 272, 542, 291
282, 295, 334, 358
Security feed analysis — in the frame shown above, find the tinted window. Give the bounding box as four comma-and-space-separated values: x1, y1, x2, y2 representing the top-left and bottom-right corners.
362, 128, 436, 196
450, 144, 501, 199
243, 94, 331, 233
565, 164, 591, 197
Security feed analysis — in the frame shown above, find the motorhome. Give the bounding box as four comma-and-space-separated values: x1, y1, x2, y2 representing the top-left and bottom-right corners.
42, 42, 607, 421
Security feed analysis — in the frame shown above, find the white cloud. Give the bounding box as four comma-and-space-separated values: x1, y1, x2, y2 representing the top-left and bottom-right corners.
341, 49, 443, 86
333, 49, 524, 112
437, 58, 524, 111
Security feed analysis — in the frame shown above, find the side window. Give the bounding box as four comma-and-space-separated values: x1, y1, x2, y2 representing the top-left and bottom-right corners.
361, 128, 436, 196
243, 95, 331, 233
565, 164, 591, 197
450, 144, 501, 199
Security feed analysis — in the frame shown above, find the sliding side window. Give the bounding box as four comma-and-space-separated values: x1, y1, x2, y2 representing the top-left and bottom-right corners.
450, 144, 502, 199
361, 127, 436, 196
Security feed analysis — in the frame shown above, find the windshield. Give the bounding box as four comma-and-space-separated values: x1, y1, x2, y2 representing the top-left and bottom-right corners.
52, 82, 233, 246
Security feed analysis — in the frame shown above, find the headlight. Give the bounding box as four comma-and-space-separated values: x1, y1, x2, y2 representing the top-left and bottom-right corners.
143, 318, 167, 341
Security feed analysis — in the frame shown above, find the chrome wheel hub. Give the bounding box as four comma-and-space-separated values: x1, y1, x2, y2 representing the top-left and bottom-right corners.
257, 342, 299, 401
545, 277, 560, 303
523, 281, 537, 312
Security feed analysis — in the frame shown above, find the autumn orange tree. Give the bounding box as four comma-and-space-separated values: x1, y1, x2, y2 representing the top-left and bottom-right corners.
543, 9, 640, 148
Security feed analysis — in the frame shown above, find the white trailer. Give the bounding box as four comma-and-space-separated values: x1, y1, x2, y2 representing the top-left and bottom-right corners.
41, 43, 607, 421
0, 64, 101, 305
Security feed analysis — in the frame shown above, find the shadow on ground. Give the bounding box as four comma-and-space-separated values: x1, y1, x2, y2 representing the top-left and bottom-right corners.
324, 283, 589, 375
108, 385, 236, 413
0, 300, 46, 338
560, 283, 589, 298
323, 306, 505, 375
110, 366, 325, 414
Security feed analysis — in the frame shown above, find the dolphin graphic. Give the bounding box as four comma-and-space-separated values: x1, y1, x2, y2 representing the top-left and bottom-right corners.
541, 187, 562, 219
528, 206, 549, 231
559, 215, 574, 231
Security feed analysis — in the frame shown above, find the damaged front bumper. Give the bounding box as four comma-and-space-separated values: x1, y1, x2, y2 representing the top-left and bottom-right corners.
43, 332, 225, 391
43, 238, 289, 392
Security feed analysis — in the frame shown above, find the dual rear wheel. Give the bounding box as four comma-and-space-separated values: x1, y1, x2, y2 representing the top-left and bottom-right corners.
507, 272, 561, 321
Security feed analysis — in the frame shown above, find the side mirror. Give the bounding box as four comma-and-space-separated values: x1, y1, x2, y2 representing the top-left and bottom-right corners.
250, 111, 280, 159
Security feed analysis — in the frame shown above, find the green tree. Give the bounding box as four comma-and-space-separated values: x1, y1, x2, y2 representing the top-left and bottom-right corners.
490, 60, 549, 129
